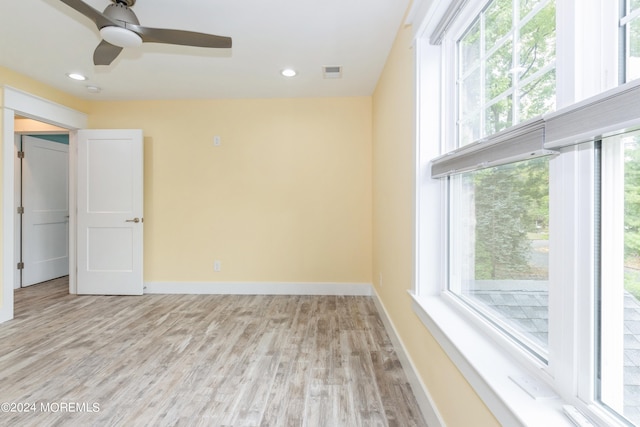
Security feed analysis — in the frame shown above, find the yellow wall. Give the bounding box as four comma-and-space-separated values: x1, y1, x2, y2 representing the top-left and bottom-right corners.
371, 22, 500, 427
88, 97, 372, 284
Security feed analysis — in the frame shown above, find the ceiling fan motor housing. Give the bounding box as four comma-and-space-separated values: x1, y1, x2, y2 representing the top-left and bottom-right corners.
102, 2, 140, 28
114, 0, 136, 7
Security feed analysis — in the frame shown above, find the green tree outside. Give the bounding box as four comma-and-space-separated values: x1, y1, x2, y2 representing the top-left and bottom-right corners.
624, 136, 640, 299
474, 158, 549, 280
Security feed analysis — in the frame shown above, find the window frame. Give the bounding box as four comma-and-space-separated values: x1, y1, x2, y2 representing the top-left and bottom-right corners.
410, 0, 637, 425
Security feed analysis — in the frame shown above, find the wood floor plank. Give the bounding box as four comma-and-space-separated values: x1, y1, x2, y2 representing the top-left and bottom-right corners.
0, 279, 428, 426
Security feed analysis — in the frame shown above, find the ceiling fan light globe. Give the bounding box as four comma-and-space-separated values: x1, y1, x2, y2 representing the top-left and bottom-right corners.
100, 26, 142, 48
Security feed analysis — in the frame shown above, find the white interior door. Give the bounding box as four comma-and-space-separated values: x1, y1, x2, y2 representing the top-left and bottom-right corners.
77, 129, 144, 295
21, 135, 69, 286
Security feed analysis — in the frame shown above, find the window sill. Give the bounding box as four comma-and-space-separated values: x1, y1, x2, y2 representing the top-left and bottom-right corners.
410, 291, 574, 426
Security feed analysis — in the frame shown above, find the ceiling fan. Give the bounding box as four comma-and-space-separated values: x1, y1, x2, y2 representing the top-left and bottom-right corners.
59, 0, 232, 66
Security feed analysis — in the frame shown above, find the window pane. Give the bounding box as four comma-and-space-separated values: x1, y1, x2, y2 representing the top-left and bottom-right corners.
461, 67, 481, 122
629, 17, 640, 81
459, 114, 481, 146
599, 130, 640, 425
519, 69, 556, 121
632, 0, 640, 13
485, 95, 513, 135
520, 0, 544, 18
449, 157, 550, 354
460, 19, 481, 74
518, 1, 556, 81
460, 66, 482, 145
485, 0, 512, 50
486, 40, 514, 102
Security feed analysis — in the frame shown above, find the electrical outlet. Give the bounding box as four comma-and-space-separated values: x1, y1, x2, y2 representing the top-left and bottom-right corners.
213, 136, 221, 146
214, 260, 221, 272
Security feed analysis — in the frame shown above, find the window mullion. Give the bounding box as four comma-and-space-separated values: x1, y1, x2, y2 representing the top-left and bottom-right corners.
480, 10, 486, 139
624, 16, 631, 83
620, 2, 628, 84
512, 0, 521, 126
620, 6, 640, 26
547, 144, 597, 402
551, 0, 594, 407
599, 137, 626, 413
518, 61, 556, 88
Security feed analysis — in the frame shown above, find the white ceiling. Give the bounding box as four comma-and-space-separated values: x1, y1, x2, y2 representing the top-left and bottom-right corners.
0, 0, 410, 101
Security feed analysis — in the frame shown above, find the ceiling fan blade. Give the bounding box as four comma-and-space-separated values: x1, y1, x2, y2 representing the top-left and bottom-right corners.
93, 40, 123, 65
58, 0, 117, 28
127, 25, 232, 49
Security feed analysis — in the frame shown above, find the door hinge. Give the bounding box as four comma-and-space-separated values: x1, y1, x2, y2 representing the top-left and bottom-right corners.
17, 262, 24, 270
17, 206, 24, 214
17, 151, 24, 159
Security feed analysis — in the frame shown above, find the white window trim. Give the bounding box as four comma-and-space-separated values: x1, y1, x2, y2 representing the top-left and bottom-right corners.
410, 0, 639, 425
409, 293, 569, 425
600, 136, 626, 412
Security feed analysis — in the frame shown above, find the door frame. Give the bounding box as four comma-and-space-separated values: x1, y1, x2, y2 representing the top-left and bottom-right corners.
1, 86, 87, 323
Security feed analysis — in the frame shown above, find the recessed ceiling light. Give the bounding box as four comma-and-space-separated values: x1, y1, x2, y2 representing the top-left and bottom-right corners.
281, 68, 297, 77
86, 85, 102, 94
67, 73, 87, 81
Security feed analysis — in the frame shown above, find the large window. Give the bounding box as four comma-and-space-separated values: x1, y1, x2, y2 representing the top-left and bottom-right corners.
414, 0, 640, 425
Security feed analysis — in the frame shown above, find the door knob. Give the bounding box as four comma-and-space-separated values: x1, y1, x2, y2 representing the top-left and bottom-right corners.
126, 217, 140, 223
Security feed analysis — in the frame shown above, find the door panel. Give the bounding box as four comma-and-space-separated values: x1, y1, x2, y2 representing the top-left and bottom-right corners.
22, 136, 69, 286
77, 129, 143, 295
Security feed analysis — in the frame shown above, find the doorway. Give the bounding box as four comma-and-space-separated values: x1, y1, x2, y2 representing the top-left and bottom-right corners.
14, 132, 70, 288
1, 86, 88, 323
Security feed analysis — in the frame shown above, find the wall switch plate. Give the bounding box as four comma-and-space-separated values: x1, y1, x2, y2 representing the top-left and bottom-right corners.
214, 260, 221, 272
213, 136, 221, 146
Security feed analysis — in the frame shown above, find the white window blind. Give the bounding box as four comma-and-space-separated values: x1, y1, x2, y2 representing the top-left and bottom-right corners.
430, 118, 555, 178
544, 80, 640, 149
431, 80, 640, 179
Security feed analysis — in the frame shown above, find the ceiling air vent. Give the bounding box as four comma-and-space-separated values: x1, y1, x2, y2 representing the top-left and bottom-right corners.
323, 66, 342, 79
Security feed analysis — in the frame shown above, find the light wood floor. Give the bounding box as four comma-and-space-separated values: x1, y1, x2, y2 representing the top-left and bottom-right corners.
0, 278, 427, 426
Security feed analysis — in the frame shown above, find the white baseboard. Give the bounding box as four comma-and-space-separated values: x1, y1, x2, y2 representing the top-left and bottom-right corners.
0, 306, 12, 324
144, 281, 373, 296
372, 289, 445, 427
